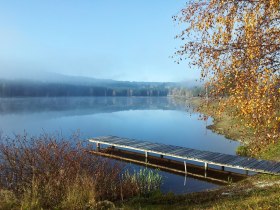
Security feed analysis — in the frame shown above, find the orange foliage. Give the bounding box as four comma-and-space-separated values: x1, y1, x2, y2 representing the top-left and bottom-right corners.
175, 0, 280, 153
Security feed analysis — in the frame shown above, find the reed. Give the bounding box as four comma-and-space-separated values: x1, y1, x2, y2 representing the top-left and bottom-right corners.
123, 168, 162, 196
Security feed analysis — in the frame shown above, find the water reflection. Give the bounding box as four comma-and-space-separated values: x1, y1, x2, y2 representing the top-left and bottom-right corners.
0, 96, 240, 194
0, 97, 183, 115
0, 97, 239, 155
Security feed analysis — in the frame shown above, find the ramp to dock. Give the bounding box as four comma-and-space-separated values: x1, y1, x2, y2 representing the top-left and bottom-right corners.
89, 136, 280, 175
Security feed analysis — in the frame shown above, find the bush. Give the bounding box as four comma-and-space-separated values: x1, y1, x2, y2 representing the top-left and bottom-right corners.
236, 145, 249, 156
0, 133, 163, 209
60, 174, 96, 209
0, 133, 116, 208
0, 189, 18, 209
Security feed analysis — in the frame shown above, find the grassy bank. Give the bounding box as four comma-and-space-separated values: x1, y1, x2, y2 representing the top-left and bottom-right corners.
124, 174, 280, 210
190, 97, 280, 161
190, 98, 254, 146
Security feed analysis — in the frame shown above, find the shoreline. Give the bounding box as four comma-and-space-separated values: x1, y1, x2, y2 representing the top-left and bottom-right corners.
189, 97, 250, 144
187, 97, 280, 162
122, 97, 280, 209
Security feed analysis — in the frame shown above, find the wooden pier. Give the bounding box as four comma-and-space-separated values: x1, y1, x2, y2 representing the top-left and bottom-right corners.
89, 136, 280, 175
89, 147, 247, 184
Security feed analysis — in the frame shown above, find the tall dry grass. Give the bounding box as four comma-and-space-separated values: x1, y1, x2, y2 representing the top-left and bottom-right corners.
0, 133, 162, 209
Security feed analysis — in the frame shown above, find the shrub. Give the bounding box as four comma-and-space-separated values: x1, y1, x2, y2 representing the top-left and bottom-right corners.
236, 145, 249, 156
0, 133, 163, 209
0, 189, 18, 209
0, 133, 119, 209
60, 174, 96, 209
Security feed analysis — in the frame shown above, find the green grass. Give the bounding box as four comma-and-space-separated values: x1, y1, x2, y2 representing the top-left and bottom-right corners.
236, 145, 250, 156
260, 141, 280, 161
123, 174, 280, 210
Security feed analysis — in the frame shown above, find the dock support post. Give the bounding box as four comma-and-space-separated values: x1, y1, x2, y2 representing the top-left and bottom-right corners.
204, 162, 208, 178
96, 143, 100, 151
184, 161, 187, 174
246, 170, 249, 175
204, 162, 208, 170
221, 166, 225, 171
160, 155, 164, 158
145, 151, 148, 162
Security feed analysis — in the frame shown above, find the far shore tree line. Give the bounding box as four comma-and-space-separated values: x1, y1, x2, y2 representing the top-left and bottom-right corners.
0, 81, 169, 97
0, 80, 205, 98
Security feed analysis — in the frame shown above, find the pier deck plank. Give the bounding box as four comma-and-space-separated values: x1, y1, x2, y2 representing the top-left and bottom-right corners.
89, 136, 280, 175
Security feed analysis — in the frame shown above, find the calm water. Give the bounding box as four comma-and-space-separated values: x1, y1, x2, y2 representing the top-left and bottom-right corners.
0, 97, 240, 194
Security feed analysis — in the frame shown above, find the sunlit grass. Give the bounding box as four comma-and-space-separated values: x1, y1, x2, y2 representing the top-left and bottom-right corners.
123, 175, 280, 210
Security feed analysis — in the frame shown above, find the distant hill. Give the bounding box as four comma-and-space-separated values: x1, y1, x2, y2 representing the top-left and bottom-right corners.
0, 73, 202, 97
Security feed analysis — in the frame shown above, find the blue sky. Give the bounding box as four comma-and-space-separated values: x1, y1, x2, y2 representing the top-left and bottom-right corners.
0, 0, 199, 82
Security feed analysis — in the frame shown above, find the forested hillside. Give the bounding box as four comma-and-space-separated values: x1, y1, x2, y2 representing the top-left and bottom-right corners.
0, 79, 172, 97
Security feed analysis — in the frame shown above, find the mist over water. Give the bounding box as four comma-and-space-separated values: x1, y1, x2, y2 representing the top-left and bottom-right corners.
0, 97, 239, 153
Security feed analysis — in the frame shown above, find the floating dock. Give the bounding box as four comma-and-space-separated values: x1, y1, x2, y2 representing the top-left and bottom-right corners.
89, 136, 280, 175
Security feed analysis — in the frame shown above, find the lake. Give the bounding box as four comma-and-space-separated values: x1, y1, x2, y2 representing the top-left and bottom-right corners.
0, 97, 240, 194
